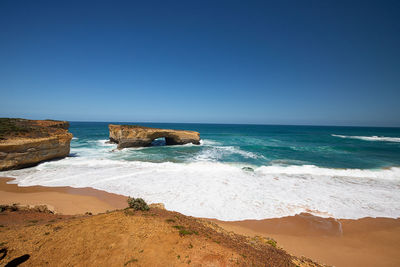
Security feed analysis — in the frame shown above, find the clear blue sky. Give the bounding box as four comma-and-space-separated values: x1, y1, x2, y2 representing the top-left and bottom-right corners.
1, 0, 399, 126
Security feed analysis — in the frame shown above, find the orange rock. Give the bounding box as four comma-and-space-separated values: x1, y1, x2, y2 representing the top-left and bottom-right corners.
109, 124, 200, 149
0, 118, 73, 170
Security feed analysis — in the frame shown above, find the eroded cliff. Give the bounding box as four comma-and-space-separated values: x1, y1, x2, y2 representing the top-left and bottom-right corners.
0, 118, 73, 171
109, 124, 200, 149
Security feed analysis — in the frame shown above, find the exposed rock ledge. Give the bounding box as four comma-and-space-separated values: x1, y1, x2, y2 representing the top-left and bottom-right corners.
109, 124, 200, 149
0, 118, 73, 171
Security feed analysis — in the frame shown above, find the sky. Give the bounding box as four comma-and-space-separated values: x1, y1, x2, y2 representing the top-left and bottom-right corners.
0, 0, 399, 126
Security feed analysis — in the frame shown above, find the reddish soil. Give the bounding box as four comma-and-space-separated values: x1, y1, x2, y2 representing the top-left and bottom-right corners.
0, 208, 321, 267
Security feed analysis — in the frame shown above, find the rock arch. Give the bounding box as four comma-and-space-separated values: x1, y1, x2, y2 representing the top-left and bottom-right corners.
109, 124, 200, 149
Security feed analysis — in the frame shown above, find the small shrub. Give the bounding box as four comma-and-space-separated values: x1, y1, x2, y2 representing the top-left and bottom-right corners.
172, 225, 198, 236
124, 209, 135, 216
124, 258, 138, 265
179, 229, 195, 236
165, 219, 175, 223
266, 239, 277, 247
127, 197, 149, 211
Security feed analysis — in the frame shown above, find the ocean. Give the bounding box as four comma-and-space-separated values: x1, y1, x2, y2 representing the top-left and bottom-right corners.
2, 122, 400, 220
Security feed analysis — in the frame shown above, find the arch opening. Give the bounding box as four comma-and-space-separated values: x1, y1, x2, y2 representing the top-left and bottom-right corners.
149, 137, 166, 147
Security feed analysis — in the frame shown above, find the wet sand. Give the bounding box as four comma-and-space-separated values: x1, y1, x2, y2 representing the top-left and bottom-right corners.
1, 177, 400, 266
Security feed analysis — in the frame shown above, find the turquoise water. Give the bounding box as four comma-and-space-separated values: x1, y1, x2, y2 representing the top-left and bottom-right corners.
70, 122, 400, 169
2, 122, 400, 220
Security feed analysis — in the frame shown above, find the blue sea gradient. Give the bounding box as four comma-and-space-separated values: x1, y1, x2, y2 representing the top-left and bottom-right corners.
70, 122, 400, 169
2, 122, 400, 220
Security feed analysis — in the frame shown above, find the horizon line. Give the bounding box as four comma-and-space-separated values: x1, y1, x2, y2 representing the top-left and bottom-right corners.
67, 120, 400, 129
1, 117, 399, 129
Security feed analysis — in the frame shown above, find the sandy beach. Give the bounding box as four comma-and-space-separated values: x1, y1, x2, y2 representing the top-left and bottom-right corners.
1, 177, 400, 267
0, 177, 127, 214
213, 215, 400, 267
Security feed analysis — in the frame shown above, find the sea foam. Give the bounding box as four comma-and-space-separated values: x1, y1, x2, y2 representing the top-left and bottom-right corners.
2, 158, 400, 221
332, 134, 400, 142
194, 146, 262, 161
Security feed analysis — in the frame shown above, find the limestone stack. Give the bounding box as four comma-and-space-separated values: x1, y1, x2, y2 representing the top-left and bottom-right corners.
109, 124, 200, 149
0, 118, 73, 171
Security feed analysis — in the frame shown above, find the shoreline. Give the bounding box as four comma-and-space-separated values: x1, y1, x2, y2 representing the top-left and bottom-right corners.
0, 177, 127, 215
1, 177, 400, 266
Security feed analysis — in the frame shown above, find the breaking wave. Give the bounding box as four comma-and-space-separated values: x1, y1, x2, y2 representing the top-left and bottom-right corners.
332, 134, 400, 142
2, 159, 400, 221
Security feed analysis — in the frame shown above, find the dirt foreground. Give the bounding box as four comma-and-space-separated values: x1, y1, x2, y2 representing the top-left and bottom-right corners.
0, 208, 319, 266
1, 177, 400, 266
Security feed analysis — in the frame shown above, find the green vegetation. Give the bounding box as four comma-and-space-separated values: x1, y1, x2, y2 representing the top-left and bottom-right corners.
172, 225, 198, 236
266, 239, 277, 248
124, 209, 135, 216
179, 229, 196, 236
172, 225, 185, 230
165, 218, 175, 223
0, 118, 64, 139
0, 118, 30, 139
250, 235, 277, 248
124, 258, 138, 265
127, 197, 149, 211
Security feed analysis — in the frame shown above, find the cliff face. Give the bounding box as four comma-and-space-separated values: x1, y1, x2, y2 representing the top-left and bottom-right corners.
109, 124, 200, 149
0, 119, 73, 171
